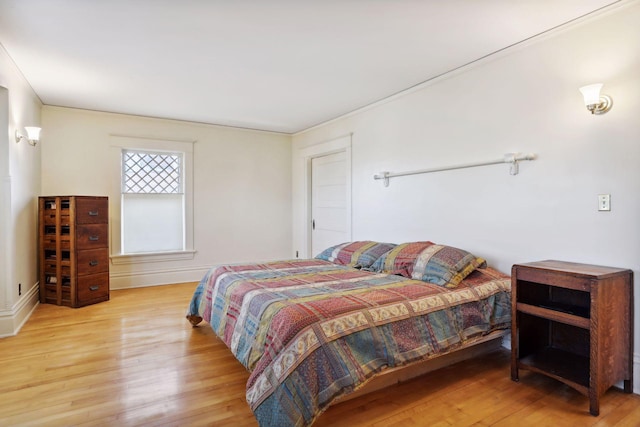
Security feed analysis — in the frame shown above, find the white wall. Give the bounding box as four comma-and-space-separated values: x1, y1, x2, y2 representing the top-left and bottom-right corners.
0, 44, 42, 337
42, 106, 292, 289
292, 3, 640, 391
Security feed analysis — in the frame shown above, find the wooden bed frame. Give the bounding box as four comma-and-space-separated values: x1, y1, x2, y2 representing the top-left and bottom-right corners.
336, 329, 509, 403
190, 313, 508, 405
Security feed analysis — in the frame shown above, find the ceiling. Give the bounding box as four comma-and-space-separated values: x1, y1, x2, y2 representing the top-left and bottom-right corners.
0, 0, 621, 134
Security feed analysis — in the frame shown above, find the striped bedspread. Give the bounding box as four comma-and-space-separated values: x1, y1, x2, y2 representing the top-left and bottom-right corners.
187, 259, 511, 427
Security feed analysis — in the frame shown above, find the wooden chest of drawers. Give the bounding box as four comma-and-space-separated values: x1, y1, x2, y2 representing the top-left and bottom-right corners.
39, 196, 110, 307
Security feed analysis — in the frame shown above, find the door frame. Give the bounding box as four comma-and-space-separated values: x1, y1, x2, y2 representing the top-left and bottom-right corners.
296, 133, 352, 258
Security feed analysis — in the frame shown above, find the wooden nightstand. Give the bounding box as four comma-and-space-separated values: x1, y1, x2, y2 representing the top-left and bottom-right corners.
510, 260, 633, 416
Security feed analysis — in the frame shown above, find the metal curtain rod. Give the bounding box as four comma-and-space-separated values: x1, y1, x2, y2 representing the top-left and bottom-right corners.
373, 153, 536, 187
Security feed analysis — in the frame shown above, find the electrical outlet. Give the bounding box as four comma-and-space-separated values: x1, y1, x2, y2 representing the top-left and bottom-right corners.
598, 194, 611, 211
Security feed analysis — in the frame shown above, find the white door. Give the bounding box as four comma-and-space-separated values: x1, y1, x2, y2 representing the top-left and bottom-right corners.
311, 151, 349, 256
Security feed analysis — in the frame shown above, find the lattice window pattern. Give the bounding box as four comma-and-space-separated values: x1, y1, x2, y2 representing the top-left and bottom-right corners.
123, 150, 182, 194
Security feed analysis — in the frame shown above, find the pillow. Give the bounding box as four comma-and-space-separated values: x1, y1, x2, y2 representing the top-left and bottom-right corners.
369, 241, 486, 288
315, 241, 397, 269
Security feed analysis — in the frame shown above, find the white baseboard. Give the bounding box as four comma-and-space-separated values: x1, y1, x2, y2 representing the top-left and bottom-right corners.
501, 333, 511, 350
109, 265, 211, 289
0, 282, 40, 338
634, 354, 640, 395
0, 265, 209, 337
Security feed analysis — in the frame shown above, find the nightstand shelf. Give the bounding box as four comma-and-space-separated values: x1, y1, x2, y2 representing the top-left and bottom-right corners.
519, 347, 590, 391
515, 302, 590, 329
511, 260, 633, 416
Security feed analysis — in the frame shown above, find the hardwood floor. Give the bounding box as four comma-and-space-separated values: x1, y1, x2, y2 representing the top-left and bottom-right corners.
1, 282, 638, 426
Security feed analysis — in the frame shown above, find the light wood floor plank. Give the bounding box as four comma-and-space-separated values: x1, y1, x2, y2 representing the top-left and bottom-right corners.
1, 282, 638, 426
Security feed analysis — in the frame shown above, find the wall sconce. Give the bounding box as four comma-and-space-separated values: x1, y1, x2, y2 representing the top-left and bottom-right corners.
579, 83, 612, 115
15, 126, 41, 146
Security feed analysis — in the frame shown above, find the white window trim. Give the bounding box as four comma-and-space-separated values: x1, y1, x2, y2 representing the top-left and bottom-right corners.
110, 249, 196, 265
109, 134, 195, 264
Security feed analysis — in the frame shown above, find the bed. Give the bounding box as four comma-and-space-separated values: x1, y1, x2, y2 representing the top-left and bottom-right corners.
186, 241, 511, 427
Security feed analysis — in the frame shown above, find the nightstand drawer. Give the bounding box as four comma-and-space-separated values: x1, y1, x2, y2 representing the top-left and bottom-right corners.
76, 198, 108, 224
77, 273, 109, 303
77, 249, 109, 275
76, 224, 108, 249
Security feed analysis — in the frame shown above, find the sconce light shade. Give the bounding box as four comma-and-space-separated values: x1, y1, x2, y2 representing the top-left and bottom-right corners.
579, 83, 612, 115
15, 126, 41, 146
25, 126, 41, 142
579, 84, 603, 105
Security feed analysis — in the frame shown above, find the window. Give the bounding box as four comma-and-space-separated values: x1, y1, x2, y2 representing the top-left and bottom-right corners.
121, 149, 185, 254
109, 135, 194, 263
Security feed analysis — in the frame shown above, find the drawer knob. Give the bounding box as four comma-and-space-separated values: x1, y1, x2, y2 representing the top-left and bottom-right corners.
89, 236, 99, 241
89, 285, 100, 291
89, 260, 99, 266
88, 211, 99, 216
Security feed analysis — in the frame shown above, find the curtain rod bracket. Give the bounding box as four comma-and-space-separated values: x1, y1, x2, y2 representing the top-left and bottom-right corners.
373, 171, 390, 187
505, 153, 519, 175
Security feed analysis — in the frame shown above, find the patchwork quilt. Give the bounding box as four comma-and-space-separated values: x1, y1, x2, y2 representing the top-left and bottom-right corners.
187, 259, 511, 426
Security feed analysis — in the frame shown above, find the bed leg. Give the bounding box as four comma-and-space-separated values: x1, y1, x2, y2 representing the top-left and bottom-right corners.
187, 315, 203, 326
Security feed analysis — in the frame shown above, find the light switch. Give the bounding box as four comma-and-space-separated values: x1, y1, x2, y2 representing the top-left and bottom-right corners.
598, 194, 610, 211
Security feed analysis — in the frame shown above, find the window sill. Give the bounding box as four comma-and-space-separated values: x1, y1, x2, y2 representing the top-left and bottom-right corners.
110, 250, 197, 265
